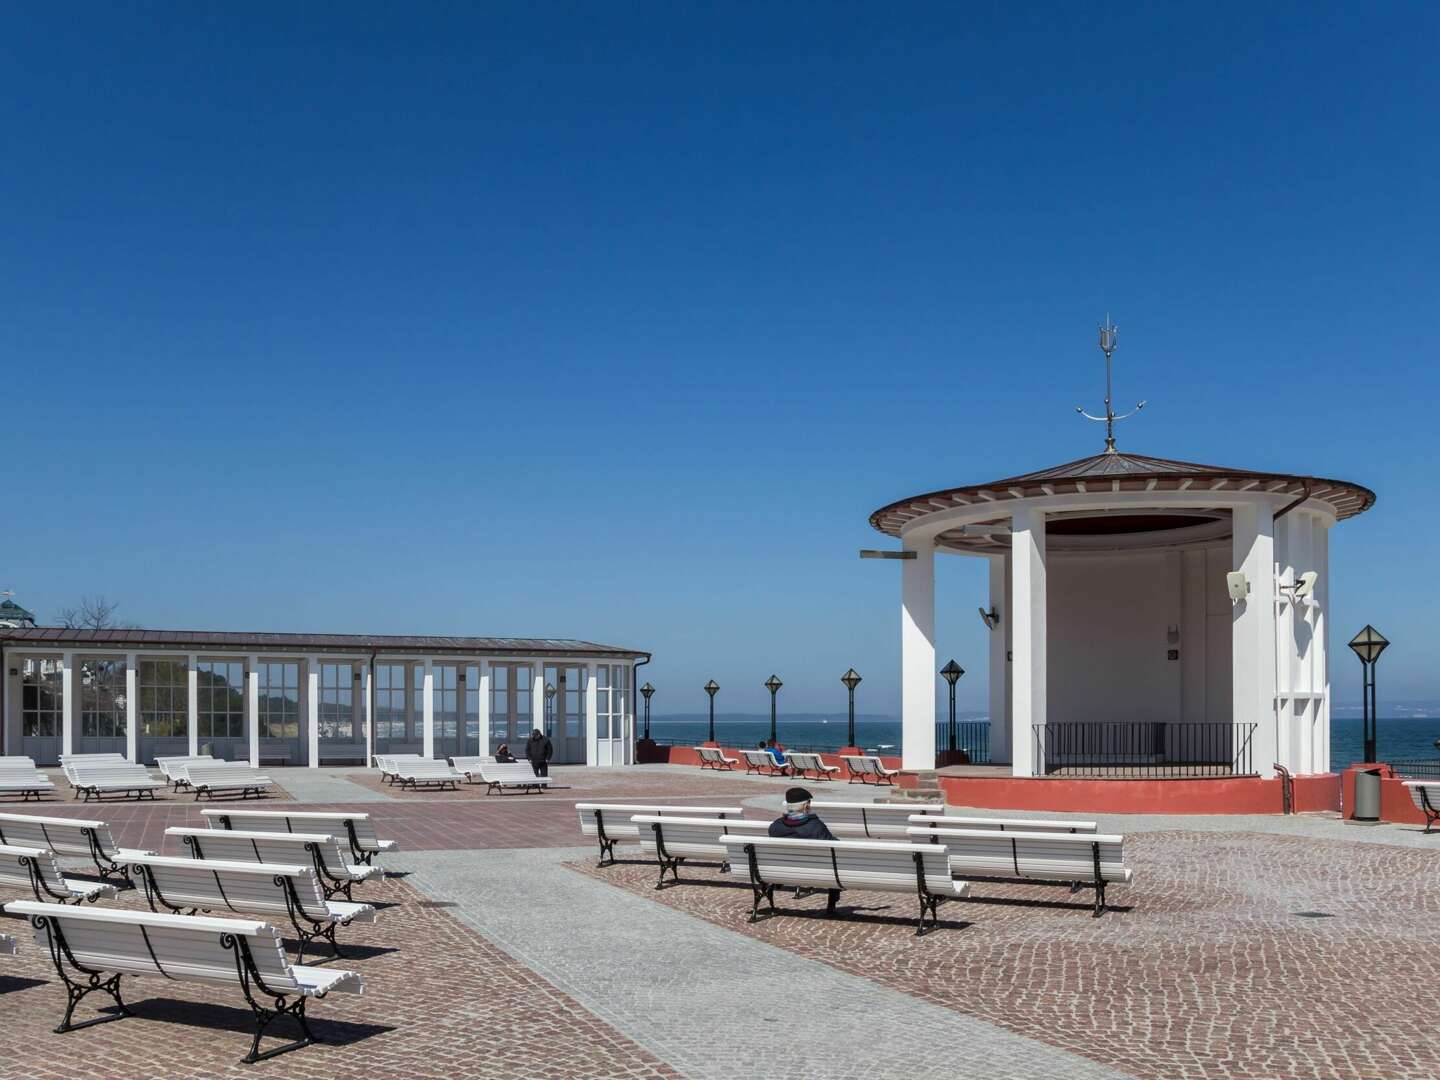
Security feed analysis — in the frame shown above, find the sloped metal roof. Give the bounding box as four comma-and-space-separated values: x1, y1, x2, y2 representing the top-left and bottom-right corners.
870, 451, 1375, 538
0, 627, 648, 659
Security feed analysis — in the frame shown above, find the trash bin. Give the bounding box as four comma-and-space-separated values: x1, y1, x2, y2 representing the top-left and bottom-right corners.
1352, 767, 1382, 822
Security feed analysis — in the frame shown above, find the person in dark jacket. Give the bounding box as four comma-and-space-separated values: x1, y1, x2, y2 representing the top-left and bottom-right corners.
494, 742, 516, 763
769, 787, 840, 915
525, 728, 553, 777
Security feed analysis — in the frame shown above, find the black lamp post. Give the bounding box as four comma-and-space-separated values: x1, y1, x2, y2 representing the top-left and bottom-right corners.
840, 668, 862, 748
940, 660, 964, 754
704, 680, 719, 743
1348, 625, 1389, 763
640, 682, 654, 741
764, 674, 783, 744
544, 682, 556, 738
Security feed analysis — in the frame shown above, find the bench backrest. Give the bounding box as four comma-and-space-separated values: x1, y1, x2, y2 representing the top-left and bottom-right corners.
156, 755, 220, 779
64, 763, 157, 783
184, 764, 269, 787
840, 755, 887, 775
0, 843, 70, 893
808, 801, 945, 839
201, 809, 388, 852
695, 747, 732, 763
740, 750, 774, 767
633, 815, 772, 857
396, 761, 462, 778
167, 827, 353, 876
788, 752, 835, 771
0, 756, 37, 767
576, 804, 743, 841
907, 814, 1099, 834
59, 753, 127, 765
129, 854, 331, 923
1404, 780, 1439, 810
450, 756, 496, 771
0, 812, 121, 859
0, 765, 52, 787
375, 754, 427, 770
4, 900, 307, 992
721, 835, 955, 895
479, 762, 542, 782
906, 827, 1129, 882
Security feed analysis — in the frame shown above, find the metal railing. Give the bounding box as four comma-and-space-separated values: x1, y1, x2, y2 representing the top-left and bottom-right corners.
1032, 721, 1257, 778
641, 735, 874, 756
1390, 759, 1440, 780
934, 719, 991, 764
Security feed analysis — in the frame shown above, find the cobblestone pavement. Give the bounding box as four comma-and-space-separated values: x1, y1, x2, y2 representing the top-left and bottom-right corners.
397, 846, 1132, 1080
0, 875, 679, 1080
576, 829, 1440, 1080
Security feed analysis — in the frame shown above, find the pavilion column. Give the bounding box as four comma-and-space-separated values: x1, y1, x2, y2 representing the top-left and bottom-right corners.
60, 651, 75, 759
363, 662, 374, 765
477, 662, 491, 756
246, 657, 260, 768
421, 658, 435, 759
532, 668, 546, 739
125, 653, 138, 763
1314, 517, 1332, 774
1233, 502, 1278, 779
307, 656, 321, 768
1009, 507, 1046, 778
900, 538, 936, 771
585, 663, 599, 767
987, 555, 1011, 764
187, 653, 199, 756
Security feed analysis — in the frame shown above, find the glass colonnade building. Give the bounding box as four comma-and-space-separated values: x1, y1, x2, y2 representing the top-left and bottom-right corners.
0, 628, 648, 768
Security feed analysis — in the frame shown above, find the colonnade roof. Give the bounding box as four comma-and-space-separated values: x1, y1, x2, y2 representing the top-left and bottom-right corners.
0, 627, 649, 660
868, 450, 1375, 540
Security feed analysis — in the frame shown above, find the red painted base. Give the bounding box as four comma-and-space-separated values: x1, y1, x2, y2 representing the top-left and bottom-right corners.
935, 772, 1342, 815
1339, 764, 1426, 826
635, 742, 900, 775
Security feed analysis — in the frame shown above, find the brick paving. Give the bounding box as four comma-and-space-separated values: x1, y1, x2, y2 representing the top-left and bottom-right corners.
0, 875, 679, 1080
574, 829, 1440, 1080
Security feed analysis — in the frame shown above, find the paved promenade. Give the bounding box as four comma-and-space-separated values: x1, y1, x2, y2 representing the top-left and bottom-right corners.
1, 765, 1437, 1078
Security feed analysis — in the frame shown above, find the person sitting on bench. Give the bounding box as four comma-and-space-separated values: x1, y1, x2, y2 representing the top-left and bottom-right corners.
495, 743, 516, 763
769, 787, 840, 915
764, 740, 789, 772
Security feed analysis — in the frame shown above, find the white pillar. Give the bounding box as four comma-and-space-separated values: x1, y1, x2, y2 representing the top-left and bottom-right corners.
421, 658, 435, 759
307, 657, 321, 768
1233, 502, 1278, 779
60, 651, 75, 759
477, 662, 492, 756
363, 662, 374, 764
1314, 517, 1332, 774
531, 668, 545, 737
125, 653, 138, 763
247, 657, 260, 768
900, 539, 936, 771
1010, 507, 1046, 777
986, 555, 1010, 763
187, 654, 199, 756
585, 663, 599, 767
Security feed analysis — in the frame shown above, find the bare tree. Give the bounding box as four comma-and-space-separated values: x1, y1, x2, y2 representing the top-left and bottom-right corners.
57, 596, 137, 630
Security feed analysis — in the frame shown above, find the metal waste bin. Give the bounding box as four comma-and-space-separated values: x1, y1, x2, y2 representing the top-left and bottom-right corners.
1352, 767, 1382, 822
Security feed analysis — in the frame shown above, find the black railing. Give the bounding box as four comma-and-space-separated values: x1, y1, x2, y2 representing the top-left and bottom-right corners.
642, 735, 881, 756
1032, 722, 1257, 778
934, 719, 991, 764
1390, 759, 1440, 780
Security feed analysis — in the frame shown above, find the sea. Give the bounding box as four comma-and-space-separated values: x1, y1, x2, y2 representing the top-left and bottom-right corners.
646, 714, 1440, 769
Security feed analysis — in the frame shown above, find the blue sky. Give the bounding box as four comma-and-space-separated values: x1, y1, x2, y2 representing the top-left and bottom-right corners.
2, 4, 1435, 714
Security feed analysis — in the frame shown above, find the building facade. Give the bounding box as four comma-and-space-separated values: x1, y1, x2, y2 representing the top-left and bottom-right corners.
0, 627, 648, 768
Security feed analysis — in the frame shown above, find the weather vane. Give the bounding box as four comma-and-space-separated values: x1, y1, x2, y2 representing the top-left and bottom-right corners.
1076, 315, 1145, 454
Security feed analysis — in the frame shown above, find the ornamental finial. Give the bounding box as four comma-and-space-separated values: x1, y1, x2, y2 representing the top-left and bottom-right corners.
1075, 315, 1146, 453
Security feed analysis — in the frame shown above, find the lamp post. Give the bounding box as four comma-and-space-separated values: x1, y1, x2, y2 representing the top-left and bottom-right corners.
1348, 625, 1389, 763
940, 660, 964, 754
840, 668, 862, 748
640, 682, 654, 741
703, 680, 719, 744
544, 682, 556, 738
764, 675, 783, 744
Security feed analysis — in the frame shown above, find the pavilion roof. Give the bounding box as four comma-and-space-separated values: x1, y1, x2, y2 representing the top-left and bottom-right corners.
869, 451, 1375, 538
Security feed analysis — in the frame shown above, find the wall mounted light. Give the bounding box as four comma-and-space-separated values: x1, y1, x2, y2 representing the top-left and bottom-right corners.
1226, 571, 1250, 603
1279, 570, 1319, 600
978, 606, 1001, 631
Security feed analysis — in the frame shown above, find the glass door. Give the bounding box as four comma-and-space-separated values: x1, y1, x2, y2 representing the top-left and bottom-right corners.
544, 664, 586, 764
429, 664, 461, 761
138, 658, 189, 765
595, 664, 632, 766
195, 659, 245, 761
19, 657, 63, 765
373, 663, 413, 757
318, 662, 366, 764
257, 661, 302, 766
488, 663, 533, 759
78, 657, 128, 758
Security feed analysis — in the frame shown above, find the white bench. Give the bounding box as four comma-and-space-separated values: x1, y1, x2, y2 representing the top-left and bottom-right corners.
907, 813, 1099, 835
695, 746, 738, 770
202, 808, 398, 866
720, 834, 969, 936
449, 755, 496, 779
167, 827, 381, 901
0, 761, 56, 801
4, 900, 362, 1063
739, 748, 786, 775
840, 755, 902, 785
0, 843, 120, 904
808, 800, 945, 840
155, 755, 233, 789
63, 763, 166, 802
576, 803, 744, 865
128, 853, 376, 963
0, 811, 153, 884
374, 753, 428, 783
474, 761, 548, 795
786, 752, 840, 781
632, 814, 773, 887
1402, 781, 1440, 833
178, 763, 275, 800
907, 826, 1132, 916
391, 760, 464, 791
58, 753, 128, 765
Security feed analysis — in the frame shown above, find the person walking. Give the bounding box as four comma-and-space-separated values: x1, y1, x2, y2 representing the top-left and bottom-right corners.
526, 727, 553, 777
